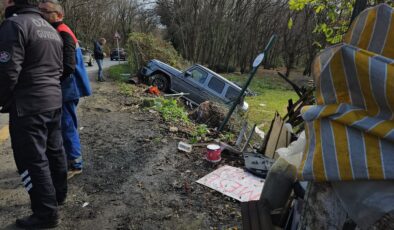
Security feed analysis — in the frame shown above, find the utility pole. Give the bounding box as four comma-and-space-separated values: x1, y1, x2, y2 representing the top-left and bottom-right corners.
218, 35, 277, 132
114, 31, 121, 65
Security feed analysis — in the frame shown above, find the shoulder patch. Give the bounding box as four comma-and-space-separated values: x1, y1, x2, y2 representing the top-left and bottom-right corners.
0, 51, 11, 63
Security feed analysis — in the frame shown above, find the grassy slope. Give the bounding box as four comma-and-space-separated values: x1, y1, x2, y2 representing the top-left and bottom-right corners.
107, 64, 131, 82
224, 70, 299, 131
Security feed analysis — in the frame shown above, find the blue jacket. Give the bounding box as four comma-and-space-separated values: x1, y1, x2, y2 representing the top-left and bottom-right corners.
62, 47, 92, 101
56, 23, 92, 102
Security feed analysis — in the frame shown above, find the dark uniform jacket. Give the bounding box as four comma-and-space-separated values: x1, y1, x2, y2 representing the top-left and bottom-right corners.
0, 6, 63, 116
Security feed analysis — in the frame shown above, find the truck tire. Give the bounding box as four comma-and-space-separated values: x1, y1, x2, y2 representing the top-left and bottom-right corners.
152, 74, 169, 92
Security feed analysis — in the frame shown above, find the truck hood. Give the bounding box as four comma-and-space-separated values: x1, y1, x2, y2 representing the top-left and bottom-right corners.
150, 59, 182, 76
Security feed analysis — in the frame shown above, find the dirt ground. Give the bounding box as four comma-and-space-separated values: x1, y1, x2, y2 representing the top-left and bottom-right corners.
0, 74, 244, 229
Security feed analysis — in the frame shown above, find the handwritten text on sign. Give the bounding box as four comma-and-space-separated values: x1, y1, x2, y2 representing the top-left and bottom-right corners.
196, 165, 264, 202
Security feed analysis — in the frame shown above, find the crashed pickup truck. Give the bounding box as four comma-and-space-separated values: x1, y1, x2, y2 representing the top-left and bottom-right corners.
140, 59, 249, 110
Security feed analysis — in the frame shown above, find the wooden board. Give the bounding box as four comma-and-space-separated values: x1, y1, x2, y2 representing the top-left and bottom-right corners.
241, 201, 273, 230
262, 112, 290, 159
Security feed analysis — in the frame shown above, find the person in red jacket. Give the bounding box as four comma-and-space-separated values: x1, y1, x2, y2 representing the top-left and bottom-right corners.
39, 0, 92, 180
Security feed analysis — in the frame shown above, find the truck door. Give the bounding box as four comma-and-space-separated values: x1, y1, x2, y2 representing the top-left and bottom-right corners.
177, 66, 209, 104
205, 76, 226, 104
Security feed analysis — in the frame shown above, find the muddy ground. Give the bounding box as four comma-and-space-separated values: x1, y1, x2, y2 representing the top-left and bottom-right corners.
0, 73, 244, 229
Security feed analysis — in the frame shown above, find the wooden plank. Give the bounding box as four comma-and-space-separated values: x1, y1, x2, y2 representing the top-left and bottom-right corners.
256, 201, 274, 230
249, 201, 260, 230
264, 113, 284, 158
273, 122, 287, 159
241, 202, 252, 230
241, 124, 256, 152
242, 200, 276, 230
236, 121, 248, 147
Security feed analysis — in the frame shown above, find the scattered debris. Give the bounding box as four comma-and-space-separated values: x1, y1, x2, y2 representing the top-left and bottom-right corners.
146, 86, 160, 96
243, 153, 275, 178
169, 127, 179, 133
163, 92, 190, 97
205, 144, 222, 163
188, 101, 227, 128
197, 165, 265, 202
254, 126, 265, 140
219, 142, 243, 157
241, 124, 256, 152
177, 141, 192, 153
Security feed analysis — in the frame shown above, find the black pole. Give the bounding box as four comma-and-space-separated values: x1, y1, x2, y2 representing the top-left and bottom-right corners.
218, 35, 277, 131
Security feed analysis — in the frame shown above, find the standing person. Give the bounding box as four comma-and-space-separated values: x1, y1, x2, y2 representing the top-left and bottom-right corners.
39, 0, 92, 179
94, 38, 106, 82
0, 0, 67, 228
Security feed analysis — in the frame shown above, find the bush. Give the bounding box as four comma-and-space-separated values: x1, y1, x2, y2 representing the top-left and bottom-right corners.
154, 98, 189, 124
128, 33, 186, 73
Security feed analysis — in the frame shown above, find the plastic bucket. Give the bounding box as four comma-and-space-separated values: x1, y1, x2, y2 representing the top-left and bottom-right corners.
206, 144, 222, 163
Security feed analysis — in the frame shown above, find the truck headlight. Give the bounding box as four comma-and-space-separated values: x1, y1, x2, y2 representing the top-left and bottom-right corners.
241, 101, 249, 111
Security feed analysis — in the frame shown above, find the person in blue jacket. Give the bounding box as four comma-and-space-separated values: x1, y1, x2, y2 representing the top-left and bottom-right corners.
94, 38, 106, 82
39, 0, 92, 180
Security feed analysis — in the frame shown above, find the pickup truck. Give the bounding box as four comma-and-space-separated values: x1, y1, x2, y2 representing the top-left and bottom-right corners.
140, 59, 248, 110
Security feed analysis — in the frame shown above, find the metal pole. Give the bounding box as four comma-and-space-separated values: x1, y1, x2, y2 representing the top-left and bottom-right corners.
117, 38, 120, 65
218, 35, 277, 132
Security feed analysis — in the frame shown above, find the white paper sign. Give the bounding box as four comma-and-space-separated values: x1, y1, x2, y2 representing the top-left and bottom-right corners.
197, 165, 264, 202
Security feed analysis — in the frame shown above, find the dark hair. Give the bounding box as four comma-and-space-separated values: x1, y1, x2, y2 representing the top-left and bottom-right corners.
14, 0, 41, 6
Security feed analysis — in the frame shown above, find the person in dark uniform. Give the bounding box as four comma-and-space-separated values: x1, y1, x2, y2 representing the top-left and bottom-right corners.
0, 0, 67, 228
39, 0, 92, 179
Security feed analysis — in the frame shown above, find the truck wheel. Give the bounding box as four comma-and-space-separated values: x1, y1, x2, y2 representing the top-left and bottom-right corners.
152, 74, 169, 92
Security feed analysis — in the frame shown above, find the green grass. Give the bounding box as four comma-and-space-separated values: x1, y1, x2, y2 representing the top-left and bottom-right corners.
223, 72, 299, 132
118, 82, 134, 96
245, 90, 297, 131
108, 64, 131, 82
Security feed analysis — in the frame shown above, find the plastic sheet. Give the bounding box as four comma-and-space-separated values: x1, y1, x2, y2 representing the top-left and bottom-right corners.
275, 131, 306, 168
332, 181, 394, 229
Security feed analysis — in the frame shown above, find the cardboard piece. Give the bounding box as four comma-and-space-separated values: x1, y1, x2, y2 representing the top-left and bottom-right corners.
197, 165, 265, 202
261, 112, 290, 159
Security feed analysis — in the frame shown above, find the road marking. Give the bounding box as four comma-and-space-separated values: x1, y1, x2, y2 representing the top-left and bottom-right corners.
0, 125, 9, 142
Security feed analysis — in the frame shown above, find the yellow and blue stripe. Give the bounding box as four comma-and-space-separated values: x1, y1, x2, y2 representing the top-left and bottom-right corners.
299, 3, 394, 181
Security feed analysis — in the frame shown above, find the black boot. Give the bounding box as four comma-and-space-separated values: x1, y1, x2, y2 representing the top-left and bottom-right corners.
16, 214, 59, 229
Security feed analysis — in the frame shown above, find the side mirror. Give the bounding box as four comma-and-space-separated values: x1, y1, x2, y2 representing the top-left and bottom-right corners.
184, 71, 192, 78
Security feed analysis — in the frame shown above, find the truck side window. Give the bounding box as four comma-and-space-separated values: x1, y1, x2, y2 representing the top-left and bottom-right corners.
191, 69, 207, 84
225, 87, 239, 101
208, 77, 225, 94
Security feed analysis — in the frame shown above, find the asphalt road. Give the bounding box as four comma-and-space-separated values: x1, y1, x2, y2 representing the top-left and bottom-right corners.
0, 58, 125, 141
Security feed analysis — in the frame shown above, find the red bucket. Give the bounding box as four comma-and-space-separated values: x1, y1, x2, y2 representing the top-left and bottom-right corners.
206, 144, 222, 163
